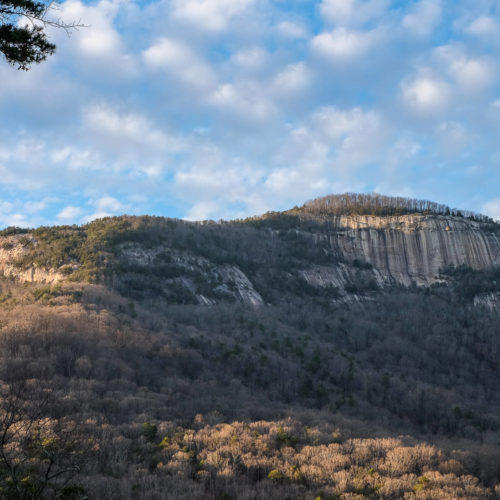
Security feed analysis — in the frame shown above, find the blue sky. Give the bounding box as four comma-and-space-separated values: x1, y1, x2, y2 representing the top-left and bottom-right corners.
0, 0, 500, 227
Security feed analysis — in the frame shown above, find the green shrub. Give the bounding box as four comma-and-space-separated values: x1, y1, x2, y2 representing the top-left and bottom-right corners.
267, 469, 284, 482
413, 475, 430, 492
32, 285, 63, 301
276, 426, 297, 448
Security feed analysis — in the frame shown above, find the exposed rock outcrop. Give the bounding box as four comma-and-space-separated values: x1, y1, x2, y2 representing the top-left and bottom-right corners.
0, 236, 64, 284
119, 244, 264, 306
322, 214, 500, 286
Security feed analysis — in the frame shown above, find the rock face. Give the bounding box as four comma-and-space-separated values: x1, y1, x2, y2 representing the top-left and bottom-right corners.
0, 236, 64, 284
326, 214, 500, 286
119, 243, 264, 306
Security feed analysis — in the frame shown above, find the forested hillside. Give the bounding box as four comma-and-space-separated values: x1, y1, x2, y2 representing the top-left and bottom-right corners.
0, 194, 499, 499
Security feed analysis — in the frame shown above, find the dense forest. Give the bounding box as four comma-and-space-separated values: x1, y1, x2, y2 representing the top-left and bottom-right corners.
0, 195, 499, 499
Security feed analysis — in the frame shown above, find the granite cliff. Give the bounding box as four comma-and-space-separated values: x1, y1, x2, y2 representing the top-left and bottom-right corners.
305, 213, 500, 287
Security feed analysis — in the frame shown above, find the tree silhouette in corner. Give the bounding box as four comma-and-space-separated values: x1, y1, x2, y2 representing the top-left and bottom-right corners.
0, 0, 82, 70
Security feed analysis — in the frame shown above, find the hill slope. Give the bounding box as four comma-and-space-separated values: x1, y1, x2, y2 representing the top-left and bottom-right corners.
0, 194, 499, 499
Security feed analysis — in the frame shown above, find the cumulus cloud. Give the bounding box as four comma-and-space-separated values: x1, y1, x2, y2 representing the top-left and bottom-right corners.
311, 28, 383, 60
436, 121, 468, 154
272, 62, 311, 95
83, 104, 185, 157
209, 82, 276, 122
319, 0, 388, 27
53, 0, 138, 77
0, 199, 54, 229
170, 0, 255, 32
435, 44, 493, 92
276, 21, 307, 39
142, 38, 217, 92
57, 205, 84, 222
50, 147, 96, 171
174, 146, 266, 220
271, 106, 388, 198
85, 196, 127, 222
184, 201, 220, 221
400, 74, 451, 116
402, 0, 442, 37
465, 16, 499, 38
483, 199, 500, 221
230, 48, 269, 72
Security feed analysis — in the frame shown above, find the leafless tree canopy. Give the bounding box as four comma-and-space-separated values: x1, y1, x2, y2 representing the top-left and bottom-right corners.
302, 193, 493, 222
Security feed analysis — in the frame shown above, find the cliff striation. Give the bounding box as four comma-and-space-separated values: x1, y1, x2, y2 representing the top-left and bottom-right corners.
326, 214, 500, 286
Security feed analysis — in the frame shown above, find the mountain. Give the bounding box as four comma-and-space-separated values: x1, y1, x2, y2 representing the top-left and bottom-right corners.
1, 193, 499, 302
0, 193, 499, 499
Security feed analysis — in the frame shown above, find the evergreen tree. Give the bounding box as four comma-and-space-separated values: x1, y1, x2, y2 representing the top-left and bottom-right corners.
0, 0, 81, 69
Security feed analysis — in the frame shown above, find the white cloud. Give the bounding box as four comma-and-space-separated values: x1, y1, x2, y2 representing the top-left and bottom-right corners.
0, 202, 14, 216
276, 21, 307, 39
79, 25, 120, 57
209, 82, 276, 122
402, 0, 442, 37
230, 48, 269, 71
435, 45, 493, 92
272, 62, 311, 95
53, 0, 137, 76
452, 58, 493, 91
274, 106, 387, 184
85, 196, 127, 222
483, 199, 500, 221
0, 199, 51, 229
24, 200, 52, 214
385, 138, 421, 172
171, 0, 255, 32
436, 121, 468, 154
174, 144, 267, 220
56, 0, 121, 55
400, 75, 451, 115
3, 213, 32, 229
96, 196, 124, 212
50, 147, 96, 171
466, 16, 499, 38
319, 0, 388, 27
83, 104, 185, 157
312, 107, 385, 171
142, 38, 217, 91
264, 167, 324, 198
311, 107, 381, 143
57, 205, 84, 221
320, 0, 355, 25
184, 201, 220, 221
311, 28, 382, 60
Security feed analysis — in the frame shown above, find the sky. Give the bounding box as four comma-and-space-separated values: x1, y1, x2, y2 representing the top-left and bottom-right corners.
0, 0, 500, 227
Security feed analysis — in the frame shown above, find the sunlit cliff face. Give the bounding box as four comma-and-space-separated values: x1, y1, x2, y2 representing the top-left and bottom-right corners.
326, 214, 500, 286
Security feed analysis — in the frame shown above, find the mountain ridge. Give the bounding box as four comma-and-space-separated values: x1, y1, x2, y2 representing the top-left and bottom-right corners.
0, 194, 498, 305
